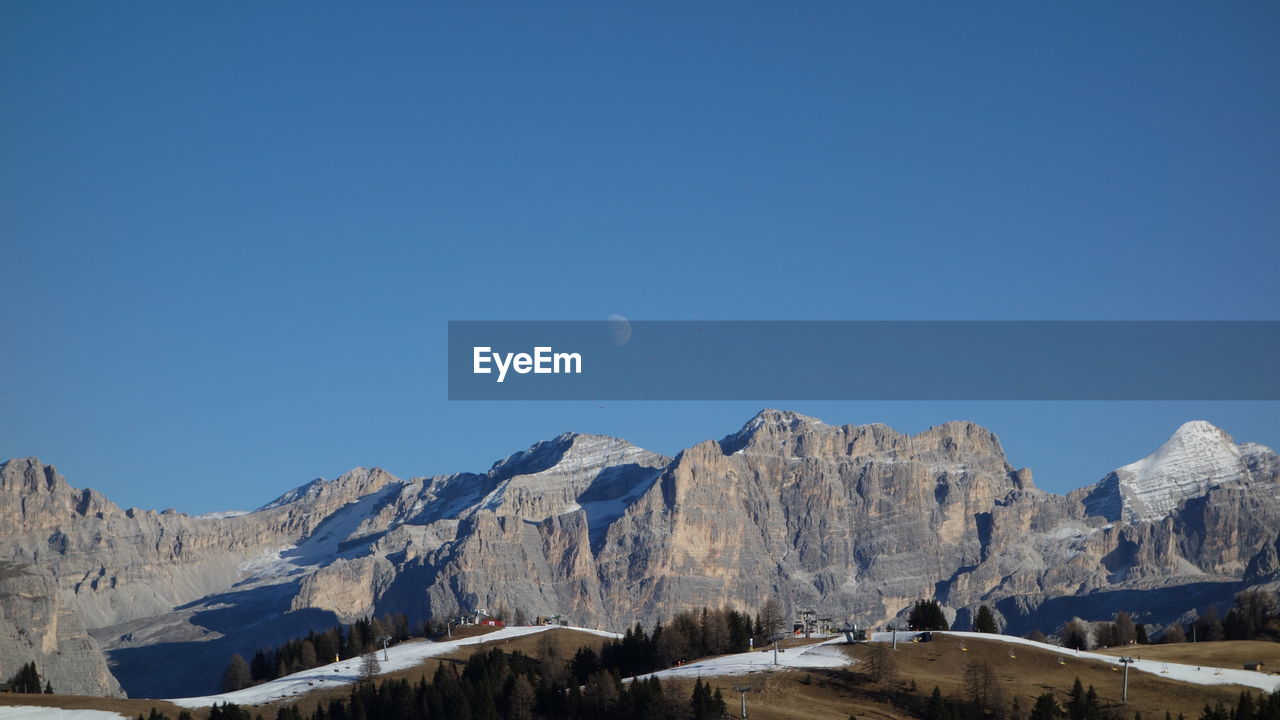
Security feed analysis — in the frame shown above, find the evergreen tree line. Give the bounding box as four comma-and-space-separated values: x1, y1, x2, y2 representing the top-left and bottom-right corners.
1167, 591, 1280, 644
222, 612, 414, 691
1196, 687, 1280, 720
915, 674, 1120, 720
1038, 589, 1279, 651
161, 646, 726, 720
915, 676, 1280, 720
5, 661, 53, 693
133, 710, 195, 720
584, 603, 785, 679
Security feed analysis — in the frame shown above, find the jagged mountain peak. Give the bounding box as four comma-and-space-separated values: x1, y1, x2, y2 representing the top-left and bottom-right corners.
912, 420, 1005, 449
487, 432, 650, 481
0, 457, 117, 530
718, 412, 1010, 467
0, 457, 64, 494
258, 466, 401, 511
718, 409, 829, 454
743, 408, 826, 431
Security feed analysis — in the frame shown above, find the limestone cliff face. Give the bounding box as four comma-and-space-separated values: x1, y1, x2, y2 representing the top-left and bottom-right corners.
3, 412, 1280, 698
0, 561, 123, 697
590, 416, 1027, 626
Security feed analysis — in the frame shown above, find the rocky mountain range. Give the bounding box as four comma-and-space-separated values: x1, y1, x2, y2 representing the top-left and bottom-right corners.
3, 411, 1279, 698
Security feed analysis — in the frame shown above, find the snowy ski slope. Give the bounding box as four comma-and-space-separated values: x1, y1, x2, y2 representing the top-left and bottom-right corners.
168, 625, 620, 708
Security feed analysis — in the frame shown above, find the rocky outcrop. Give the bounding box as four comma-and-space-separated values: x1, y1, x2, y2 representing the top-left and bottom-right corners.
0, 561, 122, 697
2, 411, 1279, 698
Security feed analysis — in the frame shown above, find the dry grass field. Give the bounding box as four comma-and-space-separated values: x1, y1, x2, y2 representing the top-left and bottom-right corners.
0, 693, 194, 718
1093, 640, 1280, 673
839, 635, 1264, 718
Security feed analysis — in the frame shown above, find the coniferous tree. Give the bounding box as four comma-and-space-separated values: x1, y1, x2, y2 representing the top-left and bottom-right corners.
1067, 678, 1087, 720
974, 605, 999, 633
220, 654, 251, 692
1199, 703, 1229, 720
570, 646, 599, 684
1084, 685, 1101, 719
908, 599, 949, 630
1030, 692, 1064, 720
925, 686, 949, 720
250, 648, 273, 681
1195, 606, 1225, 642
358, 651, 381, 684
758, 598, 785, 639
1114, 611, 1136, 645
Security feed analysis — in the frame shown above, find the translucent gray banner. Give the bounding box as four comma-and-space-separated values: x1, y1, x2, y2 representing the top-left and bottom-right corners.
448, 321, 1280, 400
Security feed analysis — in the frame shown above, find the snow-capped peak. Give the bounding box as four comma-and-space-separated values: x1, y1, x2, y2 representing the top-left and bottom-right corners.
1087, 421, 1255, 522
1119, 421, 1240, 487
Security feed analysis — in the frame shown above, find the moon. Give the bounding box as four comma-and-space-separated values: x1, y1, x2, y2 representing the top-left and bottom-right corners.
606, 314, 632, 346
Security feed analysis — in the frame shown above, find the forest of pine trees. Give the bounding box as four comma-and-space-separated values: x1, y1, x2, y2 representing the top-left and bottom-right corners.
590, 605, 776, 678
218, 612, 414, 689
145, 646, 725, 720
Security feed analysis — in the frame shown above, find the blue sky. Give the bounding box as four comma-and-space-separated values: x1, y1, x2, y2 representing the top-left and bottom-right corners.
2, 3, 1277, 512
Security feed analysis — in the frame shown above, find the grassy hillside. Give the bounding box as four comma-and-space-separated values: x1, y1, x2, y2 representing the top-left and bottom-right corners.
840, 634, 1260, 718
1094, 640, 1280, 672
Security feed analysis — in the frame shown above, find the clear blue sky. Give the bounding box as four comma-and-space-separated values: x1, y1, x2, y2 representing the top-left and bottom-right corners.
2, 3, 1277, 513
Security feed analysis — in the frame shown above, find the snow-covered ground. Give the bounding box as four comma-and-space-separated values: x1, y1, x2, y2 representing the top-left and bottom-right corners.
0, 709, 127, 720
631, 636, 853, 681
869, 631, 1280, 693
168, 625, 621, 708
